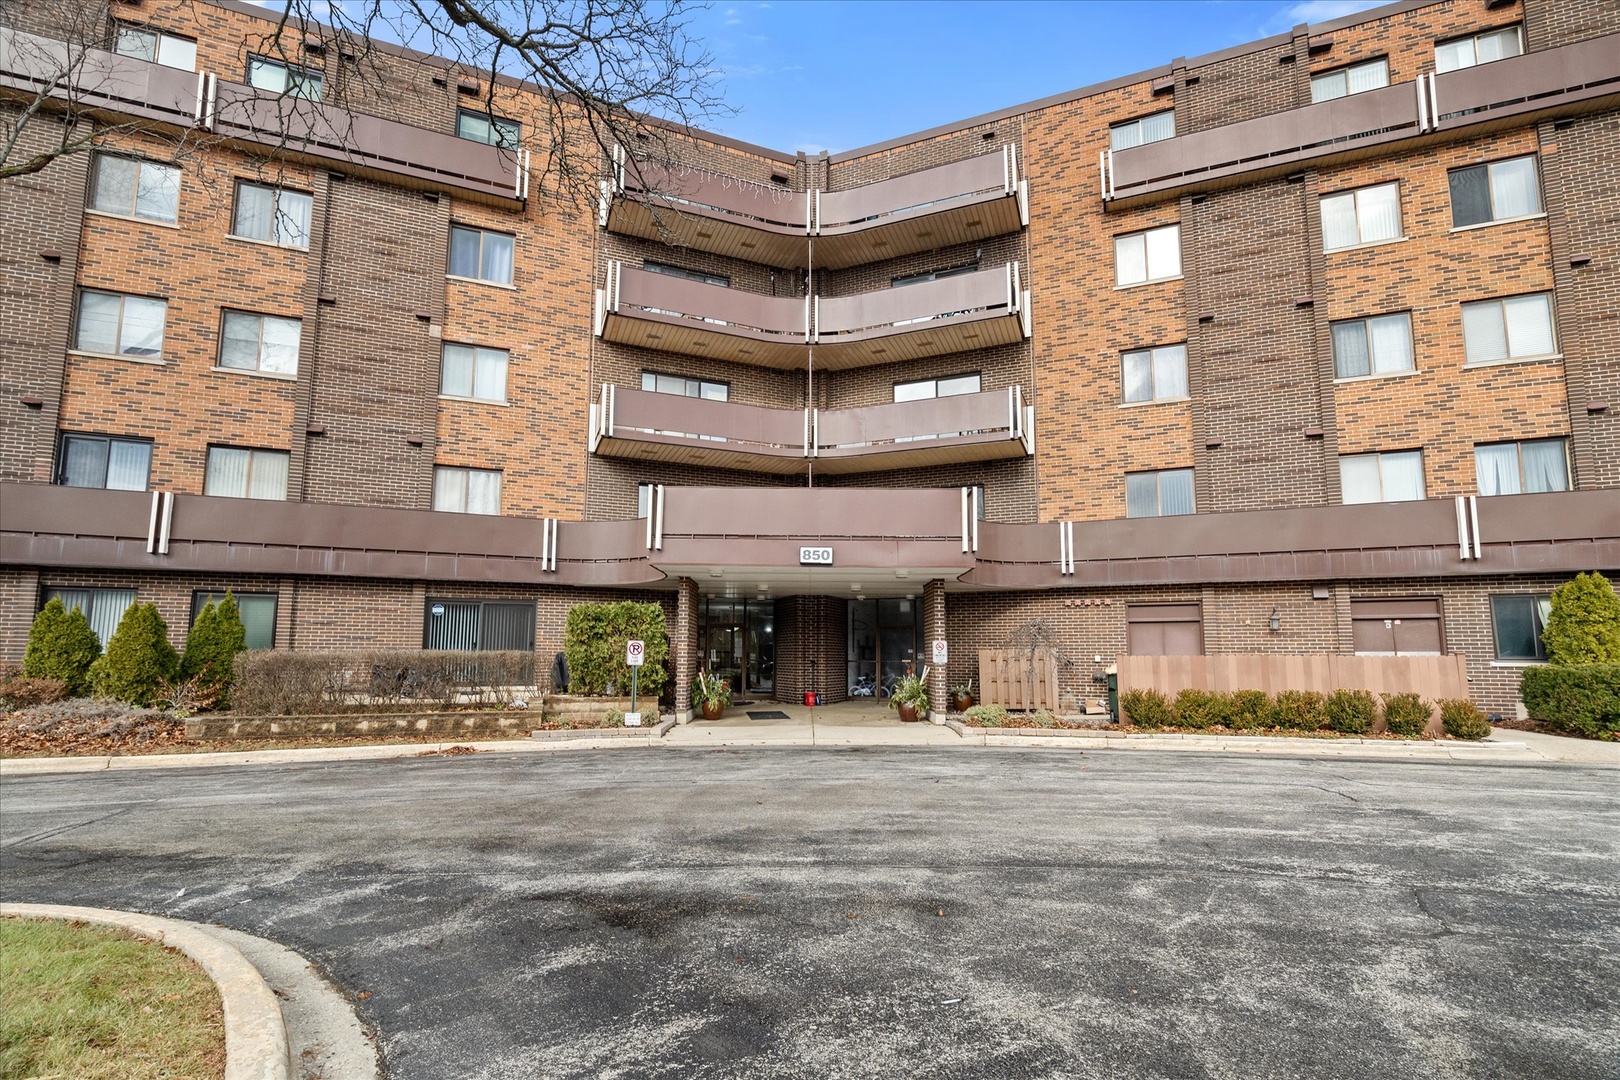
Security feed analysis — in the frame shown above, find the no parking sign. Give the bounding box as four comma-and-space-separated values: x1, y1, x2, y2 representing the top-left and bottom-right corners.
626, 639, 645, 667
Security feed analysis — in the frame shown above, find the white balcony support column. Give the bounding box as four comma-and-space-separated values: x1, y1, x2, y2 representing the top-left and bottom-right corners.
1018, 178, 1030, 226
971, 488, 980, 552
1454, 496, 1470, 559
1469, 495, 1482, 560
146, 491, 163, 555
654, 485, 666, 551
1417, 75, 1430, 132
156, 491, 174, 555
962, 488, 971, 553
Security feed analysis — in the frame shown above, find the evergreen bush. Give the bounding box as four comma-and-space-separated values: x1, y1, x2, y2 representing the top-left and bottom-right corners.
1323, 688, 1377, 735
1173, 689, 1231, 730
1120, 688, 1173, 729
1438, 698, 1492, 741
21, 597, 102, 696
963, 703, 1006, 727
180, 593, 247, 705
1519, 664, 1620, 741
1227, 689, 1270, 730
1542, 571, 1620, 665
1268, 690, 1327, 731
562, 601, 669, 697
1380, 692, 1432, 738
88, 603, 178, 707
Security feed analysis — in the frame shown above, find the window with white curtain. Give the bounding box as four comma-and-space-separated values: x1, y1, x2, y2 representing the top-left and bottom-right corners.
1474, 439, 1569, 496
433, 466, 501, 515
443, 344, 509, 401
43, 587, 137, 647
89, 154, 180, 223
75, 290, 167, 358
448, 226, 515, 284
55, 434, 151, 491
113, 25, 197, 70
1310, 58, 1389, 103
1320, 182, 1401, 251
1125, 469, 1194, 518
1434, 25, 1523, 73
1448, 156, 1540, 228
220, 311, 301, 376
1461, 294, 1556, 364
192, 592, 278, 650
1115, 225, 1181, 287
1490, 594, 1551, 660
1339, 450, 1426, 504
1109, 111, 1176, 152
205, 447, 289, 500
1121, 345, 1188, 403
1331, 313, 1413, 379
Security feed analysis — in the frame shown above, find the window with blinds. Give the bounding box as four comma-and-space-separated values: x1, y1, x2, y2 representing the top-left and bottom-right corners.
43, 587, 137, 648
191, 592, 277, 650
1461, 294, 1556, 364
1331, 313, 1413, 379
423, 599, 535, 651
55, 434, 151, 491
1310, 58, 1389, 103
1350, 599, 1443, 655
1339, 450, 1426, 504
1125, 469, 1194, 518
1126, 604, 1203, 656
1319, 182, 1401, 251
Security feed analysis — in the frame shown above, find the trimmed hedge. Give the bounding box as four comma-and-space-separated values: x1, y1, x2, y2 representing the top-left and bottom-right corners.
1268, 690, 1327, 731
1542, 572, 1620, 665
563, 601, 669, 697
1381, 692, 1432, 738
1227, 689, 1269, 731
1519, 664, 1620, 741
1120, 688, 1173, 729
1324, 688, 1377, 735
22, 597, 102, 696
233, 650, 537, 715
1438, 698, 1492, 741
1173, 689, 1230, 730
89, 603, 177, 707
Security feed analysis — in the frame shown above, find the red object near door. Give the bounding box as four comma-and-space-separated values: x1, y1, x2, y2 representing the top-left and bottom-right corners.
804, 692, 816, 706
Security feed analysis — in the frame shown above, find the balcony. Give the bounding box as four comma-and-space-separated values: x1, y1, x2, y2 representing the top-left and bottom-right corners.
812, 263, 1030, 370
601, 145, 1026, 268
1103, 33, 1620, 206
589, 384, 1033, 475
595, 262, 810, 368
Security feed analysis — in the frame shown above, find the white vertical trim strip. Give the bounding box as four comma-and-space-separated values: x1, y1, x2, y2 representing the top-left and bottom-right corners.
541, 517, 551, 569
1068, 521, 1076, 574
803, 408, 811, 457
812, 408, 819, 457
646, 495, 655, 549
962, 488, 970, 553
606, 384, 615, 437
1106, 149, 1115, 199
654, 485, 665, 551
551, 519, 560, 571
1099, 151, 1107, 199
809, 294, 817, 343
1469, 495, 1482, 560
1008, 386, 1016, 436
1428, 74, 1441, 126
203, 73, 217, 131
193, 72, 206, 123
1454, 496, 1470, 559
157, 492, 174, 555
1416, 75, 1429, 132
147, 491, 162, 554
971, 489, 980, 552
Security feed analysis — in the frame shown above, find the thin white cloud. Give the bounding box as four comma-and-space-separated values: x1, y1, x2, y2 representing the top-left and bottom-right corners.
1262, 0, 1388, 34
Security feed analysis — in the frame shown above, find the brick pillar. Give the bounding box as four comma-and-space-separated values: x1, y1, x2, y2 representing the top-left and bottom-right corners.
674, 577, 699, 722
924, 579, 947, 722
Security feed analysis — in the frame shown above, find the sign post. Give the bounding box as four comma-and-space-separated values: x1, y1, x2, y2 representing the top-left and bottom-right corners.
625, 639, 645, 726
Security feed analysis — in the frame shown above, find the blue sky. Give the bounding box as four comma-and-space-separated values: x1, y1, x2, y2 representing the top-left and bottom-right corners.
683, 0, 1389, 154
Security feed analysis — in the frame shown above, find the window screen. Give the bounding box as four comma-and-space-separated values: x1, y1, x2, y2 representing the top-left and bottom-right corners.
424, 599, 535, 651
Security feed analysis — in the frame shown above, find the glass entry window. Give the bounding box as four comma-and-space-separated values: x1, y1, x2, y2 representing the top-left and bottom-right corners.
847, 598, 921, 698
699, 599, 774, 695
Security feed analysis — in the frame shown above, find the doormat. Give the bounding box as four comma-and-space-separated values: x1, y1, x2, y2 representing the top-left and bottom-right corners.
747, 710, 790, 720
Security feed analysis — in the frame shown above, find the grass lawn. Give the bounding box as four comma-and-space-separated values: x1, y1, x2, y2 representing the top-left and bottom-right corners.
0, 917, 225, 1080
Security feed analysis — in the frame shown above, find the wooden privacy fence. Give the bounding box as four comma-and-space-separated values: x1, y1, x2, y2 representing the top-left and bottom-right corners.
979, 648, 1058, 710
1116, 653, 1470, 700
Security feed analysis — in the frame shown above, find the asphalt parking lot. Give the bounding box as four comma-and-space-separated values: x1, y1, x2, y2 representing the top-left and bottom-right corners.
2, 748, 1616, 1079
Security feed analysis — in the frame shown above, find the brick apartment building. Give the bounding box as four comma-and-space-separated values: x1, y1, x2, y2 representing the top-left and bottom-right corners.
1, 0, 1616, 719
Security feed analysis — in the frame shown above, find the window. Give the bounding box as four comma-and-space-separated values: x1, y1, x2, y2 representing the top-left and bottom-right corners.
55, 433, 151, 491
1461, 294, 1556, 364
449, 226, 514, 285
204, 447, 289, 500
75, 290, 166, 358
1125, 468, 1194, 518
113, 25, 197, 71
424, 599, 535, 652
1109, 111, 1175, 152
231, 183, 312, 248
456, 109, 521, 149
1331, 313, 1413, 379
1491, 594, 1550, 661
1126, 603, 1203, 656
1435, 26, 1523, 73
1448, 156, 1540, 227
1339, 450, 1426, 504
1351, 599, 1443, 656
643, 262, 729, 287
89, 153, 179, 223
246, 56, 323, 99
1114, 225, 1180, 287
443, 344, 509, 401
641, 372, 727, 400
433, 466, 501, 515
42, 587, 136, 648
637, 482, 654, 518
969, 483, 986, 521
893, 373, 981, 402
1319, 182, 1401, 251
220, 311, 301, 376
1474, 439, 1569, 496
1310, 58, 1389, 103
1121, 345, 1188, 403
191, 592, 277, 650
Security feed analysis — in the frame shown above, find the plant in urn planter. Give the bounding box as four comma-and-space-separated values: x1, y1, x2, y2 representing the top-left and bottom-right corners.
888, 665, 931, 722
949, 677, 975, 713
693, 670, 731, 721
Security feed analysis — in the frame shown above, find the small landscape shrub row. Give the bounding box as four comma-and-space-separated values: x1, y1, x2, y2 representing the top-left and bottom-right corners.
1519, 664, 1620, 741
1118, 688, 1492, 741
231, 650, 537, 716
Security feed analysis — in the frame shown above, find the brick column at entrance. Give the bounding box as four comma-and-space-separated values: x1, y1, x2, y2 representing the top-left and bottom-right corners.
924, 579, 947, 721
674, 577, 699, 723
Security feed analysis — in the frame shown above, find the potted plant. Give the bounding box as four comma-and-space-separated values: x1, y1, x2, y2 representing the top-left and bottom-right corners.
693, 670, 730, 721
949, 677, 975, 713
888, 664, 931, 723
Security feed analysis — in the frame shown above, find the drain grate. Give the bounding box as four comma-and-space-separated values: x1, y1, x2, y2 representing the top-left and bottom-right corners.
746, 710, 790, 720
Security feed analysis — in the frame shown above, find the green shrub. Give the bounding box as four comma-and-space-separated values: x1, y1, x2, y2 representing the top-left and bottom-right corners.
22, 597, 102, 696
1227, 689, 1269, 730
1173, 689, 1230, 730
88, 603, 178, 708
1268, 690, 1327, 731
1438, 698, 1492, 741
605, 710, 626, 727
963, 703, 1006, 727
1029, 708, 1058, 729
1381, 692, 1432, 738
1520, 664, 1620, 741
563, 601, 669, 697
1542, 572, 1620, 665
1121, 688, 1173, 730
180, 593, 247, 705
1323, 688, 1377, 735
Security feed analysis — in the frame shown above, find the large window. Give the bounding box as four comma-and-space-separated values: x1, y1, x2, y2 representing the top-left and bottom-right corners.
456, 109, 521, 149
1449, 156, 1540, 228
433, 466, 501, 515
231, 183, 312, 248
1319, 182, 1401, 251
1351, 599, 1443, 656
1121, 344, 1187, 403
42, 587, 136, 648
641, 372, 727, 400
1125, 468, 1194, 518
442, 344, 509, 402
1331, 313, 1413, 379
1339, 450, 1426, 505
191, 592, 277, 650
246, 56, 323, 99
75, 290, 166, 359
644, 262, 729, 287
449, 226, 514, 285
1461, 294, 1556, 364
893, 373, 981, 402
1114, 225, 1181, 287
113, 25, 197, 71
55, 433, 151, 491
1435, 26, 1523, 73
89, 154, 179, 224
1310, 58, 1389, 103
424, 599, 535, 651
1109, 111, 1175, 152
1126, 603, 1203, 656
1474, 439, 1569, 496
205, 447, 289, 500
220, 311, 301, 376
1491, 594, 1550, 661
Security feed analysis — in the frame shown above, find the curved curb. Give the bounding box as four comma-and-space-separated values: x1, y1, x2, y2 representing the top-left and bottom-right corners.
0, 903, 290, 1080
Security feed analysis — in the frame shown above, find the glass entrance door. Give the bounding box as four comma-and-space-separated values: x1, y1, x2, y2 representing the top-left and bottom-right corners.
847, 598, 920, 698
699, 599, 774, 696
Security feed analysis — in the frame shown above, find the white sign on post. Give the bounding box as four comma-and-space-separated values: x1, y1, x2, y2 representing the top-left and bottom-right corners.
932, 639, 949, 664
626, 639, 645, 667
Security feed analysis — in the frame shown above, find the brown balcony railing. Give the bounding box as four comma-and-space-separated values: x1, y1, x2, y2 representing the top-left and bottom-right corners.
811, 386, 1030, 473
595, 262, 811, 368
812, 263, 1030, 370
590, 384, 810, 474
1432, 31, 1620, 129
